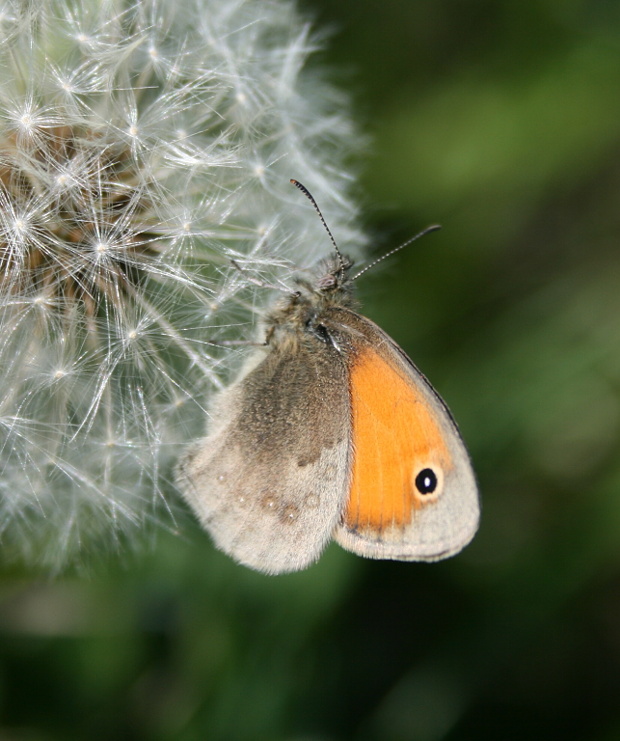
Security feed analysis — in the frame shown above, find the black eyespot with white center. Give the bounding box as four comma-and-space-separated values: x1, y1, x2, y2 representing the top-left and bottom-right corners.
415, 468, 438, 495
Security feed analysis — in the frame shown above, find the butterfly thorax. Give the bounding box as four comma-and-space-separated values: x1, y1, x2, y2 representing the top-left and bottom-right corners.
263, 254, 359, 353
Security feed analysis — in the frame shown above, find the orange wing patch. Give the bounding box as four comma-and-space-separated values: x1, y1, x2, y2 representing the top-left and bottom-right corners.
343, 346, 452, 535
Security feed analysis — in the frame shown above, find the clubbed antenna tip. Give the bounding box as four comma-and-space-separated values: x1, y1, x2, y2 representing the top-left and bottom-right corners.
290, 179, 346, 271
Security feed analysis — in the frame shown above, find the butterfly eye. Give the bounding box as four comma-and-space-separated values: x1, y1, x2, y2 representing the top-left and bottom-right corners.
317, 274, 337, 289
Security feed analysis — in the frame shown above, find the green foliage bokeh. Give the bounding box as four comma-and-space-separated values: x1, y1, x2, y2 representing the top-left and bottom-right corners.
2, 1, 620, 739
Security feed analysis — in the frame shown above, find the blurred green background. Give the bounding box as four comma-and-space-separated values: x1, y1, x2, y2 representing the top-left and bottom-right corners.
3, 0, 620, 739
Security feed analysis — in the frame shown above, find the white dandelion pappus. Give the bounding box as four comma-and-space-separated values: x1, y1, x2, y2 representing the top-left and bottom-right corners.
0, 0, 364, 569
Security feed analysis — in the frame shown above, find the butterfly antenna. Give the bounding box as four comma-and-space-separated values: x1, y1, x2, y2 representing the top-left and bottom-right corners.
351, 224, 442, 281
290, 179, 346, 272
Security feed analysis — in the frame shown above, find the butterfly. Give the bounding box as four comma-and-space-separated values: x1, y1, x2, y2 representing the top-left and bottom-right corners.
176, 180, 479, 574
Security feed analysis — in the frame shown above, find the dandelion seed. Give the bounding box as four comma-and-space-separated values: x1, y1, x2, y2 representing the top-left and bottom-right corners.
0, 0, 364, 570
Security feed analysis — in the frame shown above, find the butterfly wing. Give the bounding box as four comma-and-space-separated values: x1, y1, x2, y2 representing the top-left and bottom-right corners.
176, 342, 351, 574
330, 310, 479, 561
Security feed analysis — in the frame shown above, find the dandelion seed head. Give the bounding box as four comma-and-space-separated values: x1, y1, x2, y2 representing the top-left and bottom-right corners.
0, 0, 364, 570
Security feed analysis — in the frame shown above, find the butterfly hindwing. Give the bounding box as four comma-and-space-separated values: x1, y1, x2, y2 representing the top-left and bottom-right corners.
177, 341, 351, 574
